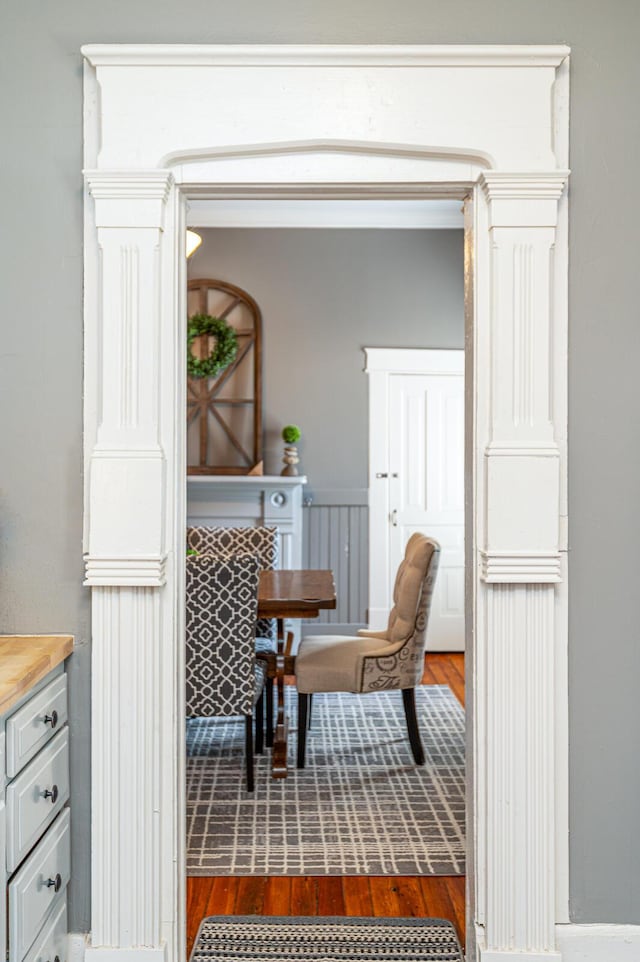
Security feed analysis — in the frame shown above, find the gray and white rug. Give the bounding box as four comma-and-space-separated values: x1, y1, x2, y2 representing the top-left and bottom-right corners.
186, 685, 465, 876
190, 916, 464, 962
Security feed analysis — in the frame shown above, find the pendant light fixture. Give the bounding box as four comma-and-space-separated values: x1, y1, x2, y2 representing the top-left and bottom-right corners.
186, 229, 202, 258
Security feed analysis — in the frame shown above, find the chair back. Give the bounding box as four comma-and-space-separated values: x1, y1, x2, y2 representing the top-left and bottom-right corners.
185, 555, 259, 718
186, 525, 278, 642
361, 533, 440, 692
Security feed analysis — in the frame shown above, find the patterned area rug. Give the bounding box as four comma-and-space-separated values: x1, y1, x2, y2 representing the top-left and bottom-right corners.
190, 916, 464, 962
186, 684, 465, 876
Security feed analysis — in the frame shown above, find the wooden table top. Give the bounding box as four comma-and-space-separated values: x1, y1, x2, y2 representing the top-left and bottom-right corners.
258, 569, 336, 618
0, 634, 74, 717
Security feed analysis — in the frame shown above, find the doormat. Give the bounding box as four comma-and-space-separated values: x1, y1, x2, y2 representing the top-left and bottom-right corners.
190, 916, 464, 962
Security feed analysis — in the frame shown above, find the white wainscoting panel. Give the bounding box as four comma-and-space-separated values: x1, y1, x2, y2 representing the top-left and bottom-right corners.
302, 490, 368, 634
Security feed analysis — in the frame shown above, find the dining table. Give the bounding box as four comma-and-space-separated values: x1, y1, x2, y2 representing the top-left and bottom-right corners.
257, 569, 336, 777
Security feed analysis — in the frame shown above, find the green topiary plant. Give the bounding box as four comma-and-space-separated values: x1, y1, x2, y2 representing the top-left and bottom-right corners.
282, 424, 301, 444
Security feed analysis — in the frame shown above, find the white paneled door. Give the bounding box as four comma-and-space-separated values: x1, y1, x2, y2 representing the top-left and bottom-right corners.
366, 349, 464, 651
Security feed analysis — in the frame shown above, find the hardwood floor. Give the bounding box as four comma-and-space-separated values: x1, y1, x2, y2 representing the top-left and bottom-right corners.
186, 652, 466, 954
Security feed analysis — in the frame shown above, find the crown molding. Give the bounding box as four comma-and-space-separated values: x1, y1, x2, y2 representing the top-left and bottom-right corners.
85, 170, 174, 201
481, 550, 562, 583
480, 171, 570, 201
82, 44, 570, 69
84, 556, 167, 587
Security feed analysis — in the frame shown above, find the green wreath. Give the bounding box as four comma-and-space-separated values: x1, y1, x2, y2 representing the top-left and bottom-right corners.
187, 313, 238, 379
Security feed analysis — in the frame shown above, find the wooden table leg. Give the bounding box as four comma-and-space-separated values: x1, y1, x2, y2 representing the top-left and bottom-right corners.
271, 617, 288, 778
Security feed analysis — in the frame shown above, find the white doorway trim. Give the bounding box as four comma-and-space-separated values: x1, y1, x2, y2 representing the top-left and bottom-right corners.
365, 348, 465, 650
82, 44, 570, 962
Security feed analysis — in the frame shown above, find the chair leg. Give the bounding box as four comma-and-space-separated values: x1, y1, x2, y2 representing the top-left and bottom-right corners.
307, 692, 313, 729
402, 688, 425, 765
297, 692, 309, 768
265, 677, 274, 748
245, 715, 255, 792
255, 691, 264, 756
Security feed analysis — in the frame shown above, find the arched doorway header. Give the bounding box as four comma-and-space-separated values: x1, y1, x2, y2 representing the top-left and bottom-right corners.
82, 44, 570, 962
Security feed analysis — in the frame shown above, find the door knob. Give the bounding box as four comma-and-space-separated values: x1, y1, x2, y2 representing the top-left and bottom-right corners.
375, 472, 388, 479
46, 873, 62, 893
391, 509, 398, 526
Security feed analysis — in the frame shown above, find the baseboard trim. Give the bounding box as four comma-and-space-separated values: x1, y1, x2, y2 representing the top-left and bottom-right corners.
426, 642, 466, 653
85, 946, 167, 962
556, 923, 640, 961
71, 924, 640, 962
478, 949, 560, 962
68, 934, 89, 962
474, 924, 640, 961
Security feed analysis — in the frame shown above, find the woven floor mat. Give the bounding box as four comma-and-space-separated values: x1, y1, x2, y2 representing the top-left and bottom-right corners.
190, 916, 464, 962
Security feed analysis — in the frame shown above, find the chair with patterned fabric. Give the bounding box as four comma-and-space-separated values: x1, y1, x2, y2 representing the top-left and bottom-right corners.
186, 525, 279, 744
185, 554, 266, 792
295, 533, 440, 769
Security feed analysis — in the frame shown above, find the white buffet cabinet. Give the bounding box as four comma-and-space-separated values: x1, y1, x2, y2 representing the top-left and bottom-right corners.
187, 475, 307, 569
187, 475, 307, 647
0, 637, 72, 962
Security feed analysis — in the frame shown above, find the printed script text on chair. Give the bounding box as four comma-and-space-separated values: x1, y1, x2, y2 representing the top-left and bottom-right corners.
186, 525, 279, 744
295, 533, 440, 768
185, 555, 265, 792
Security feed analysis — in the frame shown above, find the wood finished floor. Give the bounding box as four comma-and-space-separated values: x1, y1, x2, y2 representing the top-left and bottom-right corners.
187, 652, 466, 954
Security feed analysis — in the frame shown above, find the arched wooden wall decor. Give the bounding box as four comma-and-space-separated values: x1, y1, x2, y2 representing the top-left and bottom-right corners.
186, 278, 263, 474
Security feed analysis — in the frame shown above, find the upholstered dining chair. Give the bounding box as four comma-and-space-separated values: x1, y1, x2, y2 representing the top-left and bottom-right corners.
295, 533, 440, 769
186, 525, 279, 744
185, 554, 266, 792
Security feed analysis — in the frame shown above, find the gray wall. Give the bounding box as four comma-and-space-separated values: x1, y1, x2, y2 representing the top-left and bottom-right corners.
189, 229, 464, 485
1, 0, 639, 930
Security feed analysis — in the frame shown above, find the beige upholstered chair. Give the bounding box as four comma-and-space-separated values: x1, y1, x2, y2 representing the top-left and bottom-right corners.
295, 533, 440, 768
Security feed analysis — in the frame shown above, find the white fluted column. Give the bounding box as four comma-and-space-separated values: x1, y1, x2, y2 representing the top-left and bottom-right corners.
477, 172, 568, 962
90, 587, 162, 952
84, 170, 182, 962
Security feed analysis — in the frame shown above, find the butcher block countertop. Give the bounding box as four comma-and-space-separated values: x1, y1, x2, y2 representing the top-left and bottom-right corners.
0, 634, 73, 716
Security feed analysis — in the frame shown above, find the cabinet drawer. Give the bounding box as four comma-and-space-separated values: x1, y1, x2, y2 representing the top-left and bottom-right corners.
6, 729, 70, 872
0, 799, 6, 961
0, 728, 6, 788
23, 898, 67, 962
9, 809, 70, 962
6, 675, 68, 778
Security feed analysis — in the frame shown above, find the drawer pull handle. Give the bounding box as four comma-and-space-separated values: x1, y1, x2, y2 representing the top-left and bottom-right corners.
44, 710, 59, 728
43, 785, 59, 804
46, 873, 62, 893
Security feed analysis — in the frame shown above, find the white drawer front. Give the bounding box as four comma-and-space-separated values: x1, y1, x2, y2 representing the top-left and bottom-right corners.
0, 799, 6, 960
0, 728, 6, 788
23, 898, 67, 962
6, 729, 70, 872
7, 675, 68, 778
9, 809, 70, 962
